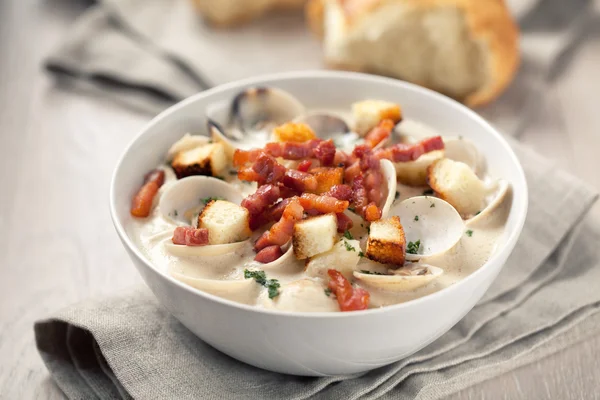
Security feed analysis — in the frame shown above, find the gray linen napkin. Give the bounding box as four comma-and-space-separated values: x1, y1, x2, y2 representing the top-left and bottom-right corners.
34, 138, 599, 400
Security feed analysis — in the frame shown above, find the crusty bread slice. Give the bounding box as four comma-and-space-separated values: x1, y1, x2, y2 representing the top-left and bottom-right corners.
293, 213, 338, 259
306, 0, 519, 107
310, 167, 344, 194
427, 158, 486, 217
366, 216, 406, 266
192, 0, 306, 27
352, 99, 402, 136
305, 238, 361, 279
171, 143, 227, 179
198, 200, 251, 244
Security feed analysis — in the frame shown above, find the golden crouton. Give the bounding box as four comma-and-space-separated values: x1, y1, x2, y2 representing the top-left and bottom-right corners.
366, 216, 406, 266
395, 150, 444, 186
273, 122, 317, 143
198, 200, 251, 245
310, 167, 344, 194
293, 213, 337, 259
352, 100, 402, 136
171, 142, 227, 179
427, 158, 486, 217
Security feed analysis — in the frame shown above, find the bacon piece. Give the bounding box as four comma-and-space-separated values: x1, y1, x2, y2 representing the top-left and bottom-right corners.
283, 170, 318, 193
364, 202, 382, 222
351, 174, 368, 214
364, 119, 394, 148
131, 181, 159, 218
267, 198, 293, 221
335, 212, 353, 233
172, 227, 209, 246
255, 199, 304, 251
323, 184, 353, 201
310, 167, 344, 194
313, 139, 336, 166
144, 169, 165, 187
297, 159, 312, 172
242, 184, 281, 216
375, 136, 444, 162
327, 269, 370, 311
233, 148, 263, 167
344, 161, 362, 184
238, 153, 286, 185
254, 245, 283, 263
333, 150, 350, 166
299, 193, 349, 214
264, 140, 321, 160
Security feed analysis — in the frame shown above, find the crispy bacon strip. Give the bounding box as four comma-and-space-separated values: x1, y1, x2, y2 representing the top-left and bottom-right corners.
364, 119, 394, 148
313, 139, 336, 166
255, 198, 304, 251
254, 245, 283, 263
172, 227, 209, 246
238, 153, 286, 185
299, 193, 349, 214
283, 170, 318, 193
130, 169, 165, 218
364, 202, 382, 222
242, 184, 281, 216
264, 139, 321, 160
327, 269, 370, 311
233, 148, 264, 167
297, 159, 312, 172
375, 136, 444, 162
323, 184, 353, 201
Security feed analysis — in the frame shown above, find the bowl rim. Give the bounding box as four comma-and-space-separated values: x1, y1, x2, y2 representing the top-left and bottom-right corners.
110, 70, 528, 318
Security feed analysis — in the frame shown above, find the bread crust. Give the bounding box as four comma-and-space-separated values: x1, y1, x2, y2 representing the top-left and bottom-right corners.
306, 0, 519, 107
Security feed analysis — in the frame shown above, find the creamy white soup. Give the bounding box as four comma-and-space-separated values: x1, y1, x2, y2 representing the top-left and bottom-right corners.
128, 88, 510, 313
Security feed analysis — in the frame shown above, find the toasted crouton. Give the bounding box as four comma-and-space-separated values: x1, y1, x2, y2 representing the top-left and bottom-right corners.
198, 200, 251, 244
171, 143, 227, 179
305, 238, 361, 280
427, 158, 486, 217
293, 213, 337, 259
366, 216, 406, 266
310, 167, 344, 194
352, 100, 402, 136
273, 122, 317, 143
395, 150, 444, 186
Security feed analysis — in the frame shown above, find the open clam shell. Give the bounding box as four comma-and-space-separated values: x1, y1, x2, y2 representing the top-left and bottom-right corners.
158, 176, 244, 226
380, 159, 398, 218
388, 196, 465, 260
353, 264, 443, 291
467, 179, 510, 226
443, 136, 483, 175
294, 112, 350, 140
164, 239, 250, 257
170, 272, 260, 305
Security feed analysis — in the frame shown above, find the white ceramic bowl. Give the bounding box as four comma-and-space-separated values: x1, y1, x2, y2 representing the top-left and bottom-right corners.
110, 71, 528, 376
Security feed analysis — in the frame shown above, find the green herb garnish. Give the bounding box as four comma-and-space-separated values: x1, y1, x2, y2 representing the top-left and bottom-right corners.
360, 270, 385, 275
201, 196, 225, 204
229, 169, 238, 176
324, 288, 332, 297
414, 215, 419, 221
348, 207, 356, 213
343, 240, 356, 252
343, 230, 354, 240
366, 226, 371, 234
423, 189, 434, 196
395, 191, 400, 200
358, 251, 365, 258
466, 230, 473, 237
475, 210, 481, 216
173, 210, 178, 217
406, 240, 421, 255
244, 269, 281, 299
430, 203, 435, 208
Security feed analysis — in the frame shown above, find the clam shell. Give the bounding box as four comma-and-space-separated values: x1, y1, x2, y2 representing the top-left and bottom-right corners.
158, 176, 244, 226
394, 150, 444, 187
443, 137, 483, 175
166, 134, 211, 160
388, 196, 465, 260
294, 112, 350, 140
170, 272, 260, 305
255, 244, 300, 273
380, 159, 398, 218
353, 264, 443, 291
467, 179, 510, 227
164, 239, 250, 257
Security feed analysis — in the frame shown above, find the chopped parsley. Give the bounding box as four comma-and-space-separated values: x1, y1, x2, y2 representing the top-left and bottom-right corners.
395, 191, 400, 200
343, 240, 356, 252
347, 207, 356, 213
423, 189, 434, 196
360, 270, 385, 275
475, 210, 481, 216
324, 288, 332, 297
200, 196, 225, 204
343, 230, 354, 240
430, 203, 435, 208
172, 210, 178, 217
367, 226, 371, 234
466, 229, 474, 237
414, 215, 419, 222
406, 240, 421, 255
358, 251, 365, 258
244, 269, 281, 299
229, 169, 238, 176
215, 176, 225, 181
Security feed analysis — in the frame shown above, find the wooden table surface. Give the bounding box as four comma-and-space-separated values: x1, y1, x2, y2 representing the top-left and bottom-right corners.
1, 1, 599, 399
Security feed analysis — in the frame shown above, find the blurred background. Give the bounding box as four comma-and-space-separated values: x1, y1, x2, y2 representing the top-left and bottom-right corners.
1, 0, 599, 397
